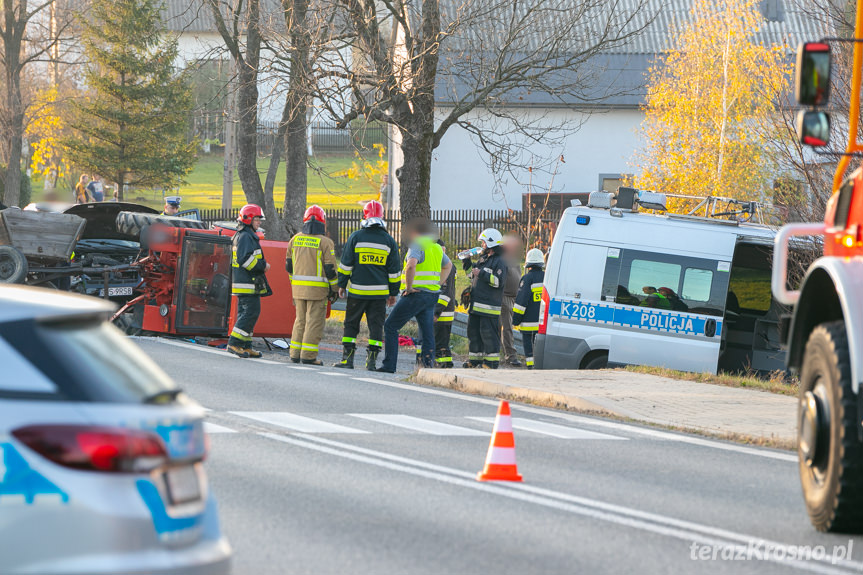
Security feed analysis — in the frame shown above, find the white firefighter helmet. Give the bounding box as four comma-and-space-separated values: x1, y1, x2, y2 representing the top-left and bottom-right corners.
525, 248, 545, 267
478, 228, 503, 248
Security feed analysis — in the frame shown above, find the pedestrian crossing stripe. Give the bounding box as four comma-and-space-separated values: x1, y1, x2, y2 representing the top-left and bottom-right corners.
211, 412, 627, 440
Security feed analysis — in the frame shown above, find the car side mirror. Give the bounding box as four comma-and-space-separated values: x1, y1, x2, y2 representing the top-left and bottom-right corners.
795, 42, 831, 106
796, 110, 831, 147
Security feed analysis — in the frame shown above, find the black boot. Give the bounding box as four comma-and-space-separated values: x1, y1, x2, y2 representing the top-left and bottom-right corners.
366, 348, 380, 371
334, 346, 355, 369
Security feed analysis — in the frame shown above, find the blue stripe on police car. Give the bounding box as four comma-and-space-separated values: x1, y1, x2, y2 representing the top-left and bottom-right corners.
549, 299, 720, 337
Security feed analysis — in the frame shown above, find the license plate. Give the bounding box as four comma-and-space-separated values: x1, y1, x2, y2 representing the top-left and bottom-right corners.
98, 286, 133, 297
164, 466, 201, 505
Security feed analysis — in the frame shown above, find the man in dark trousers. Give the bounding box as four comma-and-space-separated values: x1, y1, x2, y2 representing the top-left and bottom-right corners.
433, 239, 456, 368
463, 228, 507, 369
512, 248, 545, 369
227, 204, 270, 358
334, 200, 401, 370
378, 221, 453, 373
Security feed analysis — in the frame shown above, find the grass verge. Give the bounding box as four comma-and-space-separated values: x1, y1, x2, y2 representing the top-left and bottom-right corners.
622, 365, 798, 397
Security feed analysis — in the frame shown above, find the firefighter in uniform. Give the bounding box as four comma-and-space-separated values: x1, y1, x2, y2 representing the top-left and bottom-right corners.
334, 200, 401, 370
228, 204, 270, 358
512, 248, 545, 369
286, 205, 338, 365
433, 238, 456, 368
463, 228, 507, 369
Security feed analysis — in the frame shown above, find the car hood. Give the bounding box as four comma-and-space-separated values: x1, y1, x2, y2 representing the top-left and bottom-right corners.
64, 202, 158, 240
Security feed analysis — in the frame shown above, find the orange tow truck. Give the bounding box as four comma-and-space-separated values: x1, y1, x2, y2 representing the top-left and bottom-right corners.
773, 5, 863, 532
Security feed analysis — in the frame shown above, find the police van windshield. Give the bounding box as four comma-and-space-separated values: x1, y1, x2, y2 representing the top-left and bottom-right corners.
601, 249, 729, 317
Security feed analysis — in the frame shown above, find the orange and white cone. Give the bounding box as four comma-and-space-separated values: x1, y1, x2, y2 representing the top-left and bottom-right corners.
476, 400, 523, 482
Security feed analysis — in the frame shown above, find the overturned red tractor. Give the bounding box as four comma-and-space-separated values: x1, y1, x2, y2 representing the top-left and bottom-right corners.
112, 216, 296, 339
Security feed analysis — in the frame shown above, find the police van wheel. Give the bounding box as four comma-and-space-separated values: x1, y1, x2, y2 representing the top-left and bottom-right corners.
798, 321, 863, 533
115, 211, 207, 238
582, 351, 608, 370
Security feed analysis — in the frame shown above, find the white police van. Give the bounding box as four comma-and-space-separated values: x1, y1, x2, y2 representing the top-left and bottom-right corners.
535, 190, 786, 374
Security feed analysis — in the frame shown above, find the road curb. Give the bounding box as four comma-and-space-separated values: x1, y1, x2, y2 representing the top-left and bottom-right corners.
413, 369, 796, 450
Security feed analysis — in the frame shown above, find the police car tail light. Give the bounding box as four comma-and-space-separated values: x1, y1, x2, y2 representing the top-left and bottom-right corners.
12, 425, 168, 473
538, 287, 550, 334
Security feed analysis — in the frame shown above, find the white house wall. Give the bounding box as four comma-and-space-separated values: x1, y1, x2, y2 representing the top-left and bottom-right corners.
389, 106, 646, 211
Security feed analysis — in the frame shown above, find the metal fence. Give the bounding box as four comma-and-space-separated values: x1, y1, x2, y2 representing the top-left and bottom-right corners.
256, 121, 388, 156
200, 208, 562, 254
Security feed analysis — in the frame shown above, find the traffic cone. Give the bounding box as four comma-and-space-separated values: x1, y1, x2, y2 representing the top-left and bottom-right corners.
476, 400, 523, 482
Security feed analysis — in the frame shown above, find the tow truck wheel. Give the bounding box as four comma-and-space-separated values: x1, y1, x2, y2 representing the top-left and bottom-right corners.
798, 321, 863, 533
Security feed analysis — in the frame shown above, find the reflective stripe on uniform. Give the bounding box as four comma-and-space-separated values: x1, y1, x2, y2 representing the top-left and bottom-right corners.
388, 272, 401, 283
292, 274, 329, 287
230, 328, 252, 341
437, 294, 451, 306
484, 354, 500, 361
232, 282, 257, 294
342, 337, 357, 344
525, 357, 534, 367
519, 322, 539, 331
368, 339, 383, 347
436, 356, 453, 363
242, 249, 263, 270
513, 303, 526, 314
355, 242, 392, 254
300, 343, 318, 351
472, 302, 501, 316
339, 263, 353, 274
289, 341, 302, 349
531, 283, 543, 290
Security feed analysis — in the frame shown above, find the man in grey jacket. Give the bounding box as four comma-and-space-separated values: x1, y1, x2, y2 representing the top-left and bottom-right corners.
500, 235, 522, 367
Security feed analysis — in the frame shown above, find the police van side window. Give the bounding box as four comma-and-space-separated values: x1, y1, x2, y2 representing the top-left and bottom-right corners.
602, 249, 728, 317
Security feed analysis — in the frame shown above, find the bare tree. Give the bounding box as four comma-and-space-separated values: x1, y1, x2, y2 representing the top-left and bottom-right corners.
314, 0, 651, 224
206, 0, 329, 239
0, 0, 76, 205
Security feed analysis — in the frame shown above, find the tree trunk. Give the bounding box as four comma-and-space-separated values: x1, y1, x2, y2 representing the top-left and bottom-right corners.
279, 0, 311, 239
4, 124, 21, 206
234, 0, 279, 225
397, 122, 434, 226
2, 15, 22, 207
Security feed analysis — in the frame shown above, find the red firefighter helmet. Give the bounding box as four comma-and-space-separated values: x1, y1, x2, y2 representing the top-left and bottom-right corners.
238, 204, 264, 225
363, 200, 384, 220
304, 205, 327, 224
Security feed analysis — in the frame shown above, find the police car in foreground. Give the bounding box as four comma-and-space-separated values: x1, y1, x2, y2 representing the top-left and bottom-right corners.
536, 189, 787, 374
0, 287, 231, 574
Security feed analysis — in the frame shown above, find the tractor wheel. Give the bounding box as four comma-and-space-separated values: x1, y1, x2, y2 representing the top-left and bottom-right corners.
798, 320, 863, 533
0, 245, 28, 284
115, 211, 207, 238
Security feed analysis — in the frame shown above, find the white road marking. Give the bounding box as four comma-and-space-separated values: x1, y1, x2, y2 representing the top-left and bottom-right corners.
349, 414, 487, 436
141, 340, 796, 461
285, 366, 318, 371
203, 422, 236, 434
467, 417, 626, 440
351, 377, 796, 461
320, 371, 352, 376
263, 432, 861, 575
231, 412, 368, 434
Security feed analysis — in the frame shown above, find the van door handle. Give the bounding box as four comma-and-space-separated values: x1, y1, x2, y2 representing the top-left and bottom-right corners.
704, 318, 717, 338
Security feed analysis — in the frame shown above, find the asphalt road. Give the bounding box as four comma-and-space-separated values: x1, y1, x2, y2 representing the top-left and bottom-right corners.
137, 337, 863, 575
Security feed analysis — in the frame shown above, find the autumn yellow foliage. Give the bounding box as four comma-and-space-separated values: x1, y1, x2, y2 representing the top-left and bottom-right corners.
27, 87, 71, 185
633, 0, 791, 211
333, 143, 388, 197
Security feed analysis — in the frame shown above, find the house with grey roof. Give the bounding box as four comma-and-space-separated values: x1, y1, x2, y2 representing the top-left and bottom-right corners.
387, 0, 828, 211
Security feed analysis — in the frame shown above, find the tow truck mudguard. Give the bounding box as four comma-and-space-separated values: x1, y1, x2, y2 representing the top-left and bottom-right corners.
788, 257, 863, 396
